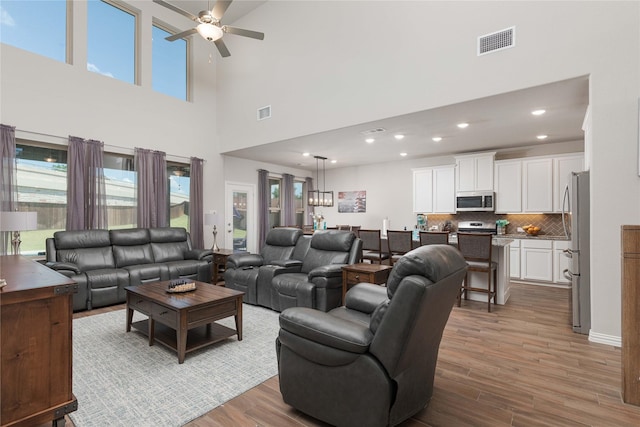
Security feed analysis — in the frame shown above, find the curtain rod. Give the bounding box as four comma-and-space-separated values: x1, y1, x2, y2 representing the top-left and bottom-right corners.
15, 128, 199, 163
257, 169, 313, 181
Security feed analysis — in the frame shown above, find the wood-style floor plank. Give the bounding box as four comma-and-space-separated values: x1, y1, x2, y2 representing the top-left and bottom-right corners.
55, 282, 640, 426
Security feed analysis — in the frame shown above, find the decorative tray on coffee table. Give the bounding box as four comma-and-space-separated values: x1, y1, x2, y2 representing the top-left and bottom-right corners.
166, 279, 197, 293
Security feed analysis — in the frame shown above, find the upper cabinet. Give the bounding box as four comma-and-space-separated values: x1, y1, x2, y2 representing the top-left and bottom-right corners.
553, 154, 585, 212
494, 160, 522, 213
494, 153, 584, 214
413, 165, 456, 213
522, 158, 554, 212
455, 152, 495, 192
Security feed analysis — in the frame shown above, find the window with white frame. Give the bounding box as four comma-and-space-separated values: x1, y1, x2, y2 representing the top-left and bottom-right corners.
0, 0, 67, 63
87, 0, 136, 84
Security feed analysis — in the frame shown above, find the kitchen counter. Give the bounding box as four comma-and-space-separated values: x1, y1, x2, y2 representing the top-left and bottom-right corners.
500, 233, 569, 241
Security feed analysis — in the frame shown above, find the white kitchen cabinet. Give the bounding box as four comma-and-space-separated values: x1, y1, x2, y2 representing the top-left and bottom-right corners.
455, 152, 495, 192
494, 160, 522, 213
520, 239, 553, 282
509, 239, 521, 279
553, 240, 571, 284
553, 154, 584, 212
522, 158, 554, 212
412, 165, 455, 213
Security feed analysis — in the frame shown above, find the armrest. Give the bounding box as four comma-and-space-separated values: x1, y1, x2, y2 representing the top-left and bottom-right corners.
308, 264, 344, 279
279, 307, 372, 354
345, 283, 389, 315
227, 253, 264, 269
268, 259, 303, 268
184, 249, 213, 260
45, 261, 81, 275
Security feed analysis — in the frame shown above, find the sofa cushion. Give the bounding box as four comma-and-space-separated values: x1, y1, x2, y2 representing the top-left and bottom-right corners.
54, 230, 116, 270
149, 228, 190, 262
54, 229, 111, 249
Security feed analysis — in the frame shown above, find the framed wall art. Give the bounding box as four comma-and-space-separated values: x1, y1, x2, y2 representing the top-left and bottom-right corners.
338, 191, 366, 213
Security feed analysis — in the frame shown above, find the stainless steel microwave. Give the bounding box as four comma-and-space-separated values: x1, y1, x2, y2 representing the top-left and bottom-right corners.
455, 191, 495, 212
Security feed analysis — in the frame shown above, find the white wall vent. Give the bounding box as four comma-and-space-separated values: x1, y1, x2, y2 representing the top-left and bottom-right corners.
478, 26, 515, 56
257, 105, 271, 121
361, 127, 386, 136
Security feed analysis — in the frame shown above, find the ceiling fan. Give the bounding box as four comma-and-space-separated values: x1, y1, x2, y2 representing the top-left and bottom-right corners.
152, 0, 264, 58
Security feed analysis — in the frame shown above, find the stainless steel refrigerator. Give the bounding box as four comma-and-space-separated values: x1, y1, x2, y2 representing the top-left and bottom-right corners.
562, 171, 591, 334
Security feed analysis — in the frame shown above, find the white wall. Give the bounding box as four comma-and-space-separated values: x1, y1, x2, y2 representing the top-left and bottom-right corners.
219, 1, 640, 342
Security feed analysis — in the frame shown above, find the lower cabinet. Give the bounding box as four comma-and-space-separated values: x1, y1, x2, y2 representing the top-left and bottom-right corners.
509, 238, 569, 285
521, 239, 554, 282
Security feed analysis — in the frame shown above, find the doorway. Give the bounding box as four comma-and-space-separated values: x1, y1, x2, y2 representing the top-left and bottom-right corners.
224, 182, 256, 253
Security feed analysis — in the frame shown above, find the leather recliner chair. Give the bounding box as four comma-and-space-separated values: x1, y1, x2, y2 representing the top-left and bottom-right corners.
270, 230, 363, 312
224, 227, 305, 304
276, 244, 467, 427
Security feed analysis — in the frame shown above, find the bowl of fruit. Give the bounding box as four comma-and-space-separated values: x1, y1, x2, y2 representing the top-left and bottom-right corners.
522, 225, 541, 236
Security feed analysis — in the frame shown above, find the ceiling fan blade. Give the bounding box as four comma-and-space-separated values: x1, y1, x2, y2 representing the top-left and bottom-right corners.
223, 26, 265, 40
166, 28, 198, 42
214, 39, 231, 57
211, 0, 233, 21
152, 0, 198, 22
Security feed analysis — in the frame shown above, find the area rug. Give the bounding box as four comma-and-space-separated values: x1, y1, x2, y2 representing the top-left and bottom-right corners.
69, 304, 281, 427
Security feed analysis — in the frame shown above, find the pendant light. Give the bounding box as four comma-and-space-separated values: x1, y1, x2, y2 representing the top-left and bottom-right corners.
307, 156, 333, 207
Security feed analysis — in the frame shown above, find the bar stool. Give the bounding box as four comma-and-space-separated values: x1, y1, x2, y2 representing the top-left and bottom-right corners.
358, 229, 390, 264
419, 231, 449, 246
456, 232, 497, 312
386, 230, 413, 266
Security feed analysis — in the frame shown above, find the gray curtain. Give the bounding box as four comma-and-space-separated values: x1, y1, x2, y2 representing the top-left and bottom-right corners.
0, 124, 17, 255
258, 169, 269, 249
305, 176, 313, 225
189, 157, 204, 248
67, 137, 107, 230
135, 148, 168, 228
282, 173, 296, 226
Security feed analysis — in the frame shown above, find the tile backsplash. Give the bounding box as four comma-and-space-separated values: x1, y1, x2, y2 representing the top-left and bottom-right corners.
425, 212, 566, 237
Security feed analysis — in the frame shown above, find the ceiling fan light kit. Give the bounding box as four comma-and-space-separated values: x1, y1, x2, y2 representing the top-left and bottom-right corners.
153, 0, 264, 58
196, 23, 223, 41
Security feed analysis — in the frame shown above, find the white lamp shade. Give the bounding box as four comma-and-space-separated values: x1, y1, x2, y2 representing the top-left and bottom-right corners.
196, 23, 223, 41
0, 211, 38, 232
204, 213, 217, 226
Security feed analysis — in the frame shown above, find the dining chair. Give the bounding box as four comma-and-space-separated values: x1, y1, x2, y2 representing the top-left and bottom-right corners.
419, 231, 449, 246
456, 232, 497, 312
358, 229, 390, 264
386, 230, 414, 266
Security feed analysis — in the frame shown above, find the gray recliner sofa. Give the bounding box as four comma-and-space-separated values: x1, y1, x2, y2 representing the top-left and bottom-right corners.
276, 244, 467, 427
224, 227, 305, 304
226, 229, 361, 312
45, 227, 212, 311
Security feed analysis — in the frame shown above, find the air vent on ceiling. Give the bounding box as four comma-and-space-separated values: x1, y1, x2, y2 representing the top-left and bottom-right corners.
478, 26, 515, 56
360, 127, 387, 136
257, 105, 271, 121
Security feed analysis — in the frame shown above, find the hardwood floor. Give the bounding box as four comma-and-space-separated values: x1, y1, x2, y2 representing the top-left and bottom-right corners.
65, 283, 640, 426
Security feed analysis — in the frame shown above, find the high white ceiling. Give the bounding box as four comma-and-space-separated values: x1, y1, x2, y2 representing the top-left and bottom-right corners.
163, 1, 589, 172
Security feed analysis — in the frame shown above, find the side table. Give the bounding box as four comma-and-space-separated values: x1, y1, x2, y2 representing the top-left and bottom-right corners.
212, 249, 234, 285
341, 263, 392, 304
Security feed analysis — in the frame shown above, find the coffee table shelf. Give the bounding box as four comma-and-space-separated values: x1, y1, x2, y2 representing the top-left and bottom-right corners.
130, 320, 237, 355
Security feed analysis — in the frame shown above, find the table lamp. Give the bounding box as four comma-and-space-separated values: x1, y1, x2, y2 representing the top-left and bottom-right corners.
0, 211, 38, 254
204, 212, 220, 252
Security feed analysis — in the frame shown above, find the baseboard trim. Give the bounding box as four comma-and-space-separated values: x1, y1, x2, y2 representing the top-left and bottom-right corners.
589, 330, 621, 348
510, 279, 570, 289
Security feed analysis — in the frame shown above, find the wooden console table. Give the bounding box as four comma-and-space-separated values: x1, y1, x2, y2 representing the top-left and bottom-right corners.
622, 225, 640, 406
0, 255, 78, 427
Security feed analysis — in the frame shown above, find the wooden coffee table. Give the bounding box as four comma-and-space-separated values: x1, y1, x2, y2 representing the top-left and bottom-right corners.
125, 280, 244, 364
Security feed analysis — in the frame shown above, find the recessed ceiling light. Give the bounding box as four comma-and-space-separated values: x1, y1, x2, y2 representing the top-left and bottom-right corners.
400, 152, 408, 157
302, 152, 310, 157
432, 136, 443, 142
394, 134, 405, 140
330, 159, 337, 164
457, 122, 469, 129
365, 138, 375, 143
531, 109, 546, 116
537, 134, 548, 140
